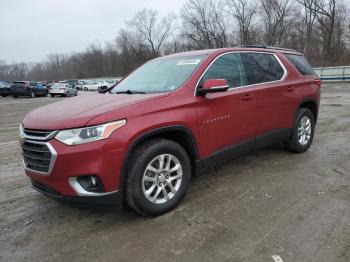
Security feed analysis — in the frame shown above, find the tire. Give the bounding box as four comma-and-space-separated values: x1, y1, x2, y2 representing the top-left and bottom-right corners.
285, 108, 315, 153
13, 95, 18, 98
50, 94, 55, 97
75, 91, 78, 96
126, 138, 191, 216
84, 87, 88, 91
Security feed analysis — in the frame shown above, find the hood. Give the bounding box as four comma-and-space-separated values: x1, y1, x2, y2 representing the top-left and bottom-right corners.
22, 93, 167, 130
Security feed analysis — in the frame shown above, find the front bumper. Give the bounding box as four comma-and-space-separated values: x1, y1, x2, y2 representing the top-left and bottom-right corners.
24, 137, 126, 207
31, 179, 122, 208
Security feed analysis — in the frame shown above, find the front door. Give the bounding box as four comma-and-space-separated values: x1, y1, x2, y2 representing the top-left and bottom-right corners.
195, 53, 256, 158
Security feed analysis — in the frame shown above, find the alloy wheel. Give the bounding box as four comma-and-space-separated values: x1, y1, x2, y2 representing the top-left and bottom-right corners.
298, 116, 312, 145
142, 154, 183, 204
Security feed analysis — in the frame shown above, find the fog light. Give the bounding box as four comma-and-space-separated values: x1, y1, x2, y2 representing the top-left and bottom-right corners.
91, 176, 97, 187
76, 175, 104, 193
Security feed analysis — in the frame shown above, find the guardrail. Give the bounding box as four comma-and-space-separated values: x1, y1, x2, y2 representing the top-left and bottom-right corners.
313, 66, 350, 81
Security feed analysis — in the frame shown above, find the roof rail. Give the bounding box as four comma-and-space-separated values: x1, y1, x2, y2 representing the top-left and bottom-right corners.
238, 45, 297, 52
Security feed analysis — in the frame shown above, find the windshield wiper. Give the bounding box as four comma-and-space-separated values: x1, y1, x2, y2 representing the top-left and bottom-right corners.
114, 90, 146, 94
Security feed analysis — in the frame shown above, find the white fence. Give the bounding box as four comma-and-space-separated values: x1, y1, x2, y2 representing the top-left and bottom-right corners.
313, 66, 350, 81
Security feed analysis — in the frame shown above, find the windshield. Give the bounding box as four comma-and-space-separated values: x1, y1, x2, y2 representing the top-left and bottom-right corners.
111, 55, 207, 94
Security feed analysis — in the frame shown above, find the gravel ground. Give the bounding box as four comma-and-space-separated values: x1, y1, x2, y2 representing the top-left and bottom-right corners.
0, 85, 349, 262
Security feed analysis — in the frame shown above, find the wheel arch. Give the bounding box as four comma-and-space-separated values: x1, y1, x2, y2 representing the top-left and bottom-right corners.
119, 125, 199, 204
297, 98, 319, 124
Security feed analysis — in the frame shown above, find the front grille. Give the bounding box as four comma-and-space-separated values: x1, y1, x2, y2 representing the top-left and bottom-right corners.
23, 128, 56, 140
21, 140, 56, 174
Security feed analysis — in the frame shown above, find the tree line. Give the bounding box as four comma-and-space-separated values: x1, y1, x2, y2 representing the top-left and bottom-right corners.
1, 0, 349, 82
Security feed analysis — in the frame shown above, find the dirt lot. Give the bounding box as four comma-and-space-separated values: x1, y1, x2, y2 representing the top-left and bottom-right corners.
0, 84, 349, 262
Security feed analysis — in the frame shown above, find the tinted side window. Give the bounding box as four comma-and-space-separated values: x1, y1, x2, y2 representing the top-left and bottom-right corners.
285, 54, 315, 76
241, 53, 285, 85
199, 53, 247, 89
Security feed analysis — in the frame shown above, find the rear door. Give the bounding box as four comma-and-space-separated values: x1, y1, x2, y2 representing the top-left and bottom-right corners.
240, 52, 290, 139
195, 53, 256, 158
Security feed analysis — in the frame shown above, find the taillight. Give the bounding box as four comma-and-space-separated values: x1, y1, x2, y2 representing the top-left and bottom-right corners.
313, 78, 321, 87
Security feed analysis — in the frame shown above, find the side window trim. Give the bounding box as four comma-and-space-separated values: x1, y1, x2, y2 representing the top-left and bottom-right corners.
194, 51, 288, 96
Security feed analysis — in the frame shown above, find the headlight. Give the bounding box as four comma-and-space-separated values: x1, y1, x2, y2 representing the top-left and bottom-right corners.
55, 119, 126, 145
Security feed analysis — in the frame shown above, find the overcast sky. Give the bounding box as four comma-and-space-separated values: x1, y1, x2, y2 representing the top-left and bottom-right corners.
0, 0, 187, 64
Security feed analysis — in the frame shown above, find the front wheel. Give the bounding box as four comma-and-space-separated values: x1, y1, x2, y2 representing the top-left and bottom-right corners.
126, 138, 191, 216
285, 108, 315, 153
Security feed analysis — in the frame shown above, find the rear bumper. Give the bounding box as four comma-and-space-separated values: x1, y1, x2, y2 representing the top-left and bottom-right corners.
49, 90, 67, 95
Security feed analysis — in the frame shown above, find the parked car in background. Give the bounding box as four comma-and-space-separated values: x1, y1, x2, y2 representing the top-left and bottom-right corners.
83, 81, 103, 91
20, 46, 321, 216
11, 81, 48, 98
0, 81, 11, 97
75, 80, 87, 90
49, 82, 78, 97
98, 78, 121, 93
66, 79, 79, 88
46, 81, 58, 89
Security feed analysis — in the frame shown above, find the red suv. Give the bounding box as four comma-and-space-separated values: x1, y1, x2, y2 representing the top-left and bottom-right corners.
20, 47, 321, 216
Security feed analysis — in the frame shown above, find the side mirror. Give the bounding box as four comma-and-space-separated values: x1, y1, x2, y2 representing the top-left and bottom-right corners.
197, 79, 229, 96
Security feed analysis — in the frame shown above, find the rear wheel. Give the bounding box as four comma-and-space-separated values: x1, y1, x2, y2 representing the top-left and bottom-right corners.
285, 108, 315, 153
50, 94, 55, 97
126, 138, 191, 216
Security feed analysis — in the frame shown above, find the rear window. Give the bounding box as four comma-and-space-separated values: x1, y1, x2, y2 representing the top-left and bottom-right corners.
285, 54, 315, 76
12, 82, 26, 87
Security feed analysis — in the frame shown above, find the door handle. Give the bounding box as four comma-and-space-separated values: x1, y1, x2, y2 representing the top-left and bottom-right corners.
287, 86, 294, 92
241, 93, 253, 101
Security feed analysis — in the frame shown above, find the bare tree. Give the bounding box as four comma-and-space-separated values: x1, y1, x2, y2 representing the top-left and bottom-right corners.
297, 0, 346, 64
127, 9, 175, 56
260, 0, 295, 46
181, 0, 228, 49
226, 0, 257, 45
1, 2, 350, 82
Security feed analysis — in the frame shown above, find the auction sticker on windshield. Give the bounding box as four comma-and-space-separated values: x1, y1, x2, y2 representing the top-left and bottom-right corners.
177, 59, 201, 66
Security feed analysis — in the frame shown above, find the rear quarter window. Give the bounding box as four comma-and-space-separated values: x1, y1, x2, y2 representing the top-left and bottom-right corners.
241, 53, 285, 85
285, 54, 316, 76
